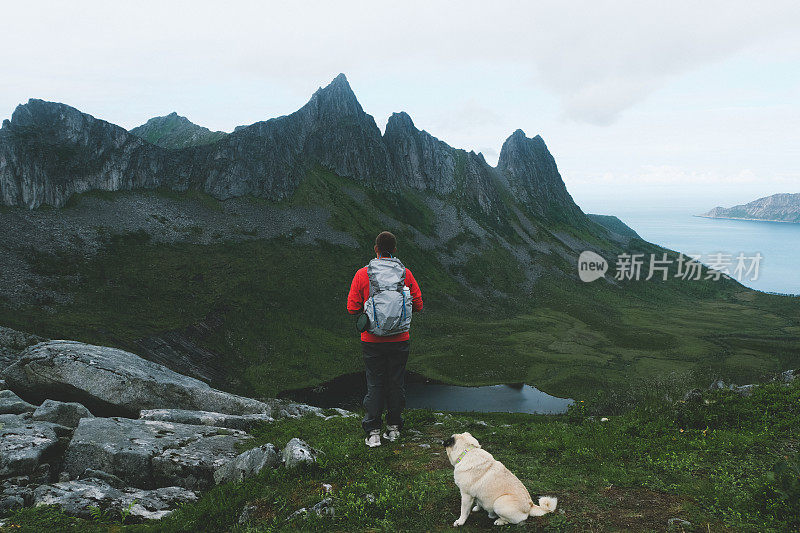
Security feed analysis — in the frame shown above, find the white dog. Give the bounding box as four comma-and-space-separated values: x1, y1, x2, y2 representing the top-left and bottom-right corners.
443, 432, 557, 527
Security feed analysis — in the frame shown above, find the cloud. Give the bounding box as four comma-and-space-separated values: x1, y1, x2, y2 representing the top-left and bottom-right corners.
524, 2, 800, 125
3, 1, 798, 129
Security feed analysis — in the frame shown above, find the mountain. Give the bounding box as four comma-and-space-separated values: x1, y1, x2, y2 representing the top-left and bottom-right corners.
700, 193, 800, 223
0, 74, 581, 222
0, 74, 798, 401
129, 112, 227, 149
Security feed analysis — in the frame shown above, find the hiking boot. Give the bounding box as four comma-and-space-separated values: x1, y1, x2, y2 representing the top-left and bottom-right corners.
365, 429, 381, 448
383, 425, 400, 442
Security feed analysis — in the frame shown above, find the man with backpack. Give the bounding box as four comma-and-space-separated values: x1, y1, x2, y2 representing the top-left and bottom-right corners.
347, 231, 424, 447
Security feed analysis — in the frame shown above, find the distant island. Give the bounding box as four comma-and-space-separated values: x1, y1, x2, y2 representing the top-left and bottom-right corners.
699, 193, 800, 224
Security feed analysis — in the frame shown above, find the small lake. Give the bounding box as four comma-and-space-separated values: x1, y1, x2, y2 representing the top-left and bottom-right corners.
280, 372, 574, 414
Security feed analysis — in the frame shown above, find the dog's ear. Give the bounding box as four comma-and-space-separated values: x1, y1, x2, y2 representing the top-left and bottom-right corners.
442, 435, 455, 448
462, 432, 481, 447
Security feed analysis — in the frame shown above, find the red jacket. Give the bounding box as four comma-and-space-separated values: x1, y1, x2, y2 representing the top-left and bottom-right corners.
347, 262, 423, 343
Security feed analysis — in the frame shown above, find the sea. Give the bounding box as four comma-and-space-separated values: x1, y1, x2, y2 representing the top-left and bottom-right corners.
609, 206, 800, 296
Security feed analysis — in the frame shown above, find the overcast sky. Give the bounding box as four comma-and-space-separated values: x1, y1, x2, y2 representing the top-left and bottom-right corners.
2, 1, 798, 213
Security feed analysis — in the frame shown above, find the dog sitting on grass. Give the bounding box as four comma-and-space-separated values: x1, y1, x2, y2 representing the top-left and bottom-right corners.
443, 432, 557, 526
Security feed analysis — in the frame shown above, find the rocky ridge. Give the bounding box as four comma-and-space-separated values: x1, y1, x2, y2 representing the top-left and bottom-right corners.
0, 340, 347, 521
0, 74, 584, 225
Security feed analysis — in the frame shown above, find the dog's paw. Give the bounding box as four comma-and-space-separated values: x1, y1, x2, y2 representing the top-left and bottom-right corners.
453, 519, 465, 527
472, 505, 480, 512
493, 518, 509, 526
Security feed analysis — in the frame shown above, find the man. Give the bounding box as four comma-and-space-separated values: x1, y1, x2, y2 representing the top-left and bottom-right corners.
347, 231, 423, 447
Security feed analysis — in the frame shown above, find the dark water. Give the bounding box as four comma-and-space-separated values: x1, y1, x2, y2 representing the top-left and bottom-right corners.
280, 372, 574, 414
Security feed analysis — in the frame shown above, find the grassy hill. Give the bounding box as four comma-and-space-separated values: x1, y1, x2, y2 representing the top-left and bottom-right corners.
129, 112, 227, 149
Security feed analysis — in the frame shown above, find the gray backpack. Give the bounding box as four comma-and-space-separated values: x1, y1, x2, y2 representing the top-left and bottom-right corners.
364, 257, 413, 336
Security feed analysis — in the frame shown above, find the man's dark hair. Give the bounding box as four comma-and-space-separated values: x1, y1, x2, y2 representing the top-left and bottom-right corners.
375, 231, 397, 254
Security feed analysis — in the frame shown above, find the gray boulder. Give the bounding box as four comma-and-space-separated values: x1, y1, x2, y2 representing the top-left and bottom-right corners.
0, 494, 25, 513
732, 384, 755, 397
78, 469, 126, 488
0, 416, 61, 477
780, 369, 797, 383
0, 326, 45, 371
32, 399, 93, 428
63, 417, 252, 490
667, 517, 692, 531
1, 481, 33, 513
214, 444, 280, 485
0, 389, 36, 415
33, 478, 197, 521
282, 438, 318, 468
139, 409, 273, 431
287, 497, 334, 521
2, 341, 271, 417
708, 379, 730, 391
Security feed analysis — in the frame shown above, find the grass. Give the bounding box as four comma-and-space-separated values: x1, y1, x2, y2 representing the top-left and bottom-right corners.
4, 379, 799, 532
2, 228, 798, 400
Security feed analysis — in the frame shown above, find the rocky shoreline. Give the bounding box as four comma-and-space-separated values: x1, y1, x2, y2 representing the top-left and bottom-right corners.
0, 338, 347, 522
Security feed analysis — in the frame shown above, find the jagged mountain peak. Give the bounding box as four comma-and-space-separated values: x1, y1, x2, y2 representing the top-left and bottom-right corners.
500, 129, 546, 153
306, 73, 363, 117
1, 75, 585, 223
11, 99, 86, 127
5, 99, 132, 148
386, 111, 415, 130
498, 128, 584, 221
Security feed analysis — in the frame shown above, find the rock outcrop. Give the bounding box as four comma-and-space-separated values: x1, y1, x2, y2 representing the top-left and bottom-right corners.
213, 444, 280, 485
0, 326, 44, 371
0, 390, 36, 415
139, 409, 273, 431
32, 399, 93, 428
0, 415, 62, 477
33, 478, 197, 521
0, 338, 342, 522
282, 438, 319, 468
2, 341, 272, 417
63, 417, 251, 490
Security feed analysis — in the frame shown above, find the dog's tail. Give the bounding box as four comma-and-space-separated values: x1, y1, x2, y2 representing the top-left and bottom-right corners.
529, 496, 557, 517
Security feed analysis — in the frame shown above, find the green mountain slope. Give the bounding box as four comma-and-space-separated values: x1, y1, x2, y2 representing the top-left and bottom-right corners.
587, 214, 641, 239
129, 112, 227, 148
1, 168, 797, 401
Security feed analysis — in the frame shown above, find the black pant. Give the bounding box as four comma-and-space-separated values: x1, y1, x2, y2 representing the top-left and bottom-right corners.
362, 340, 409, 433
